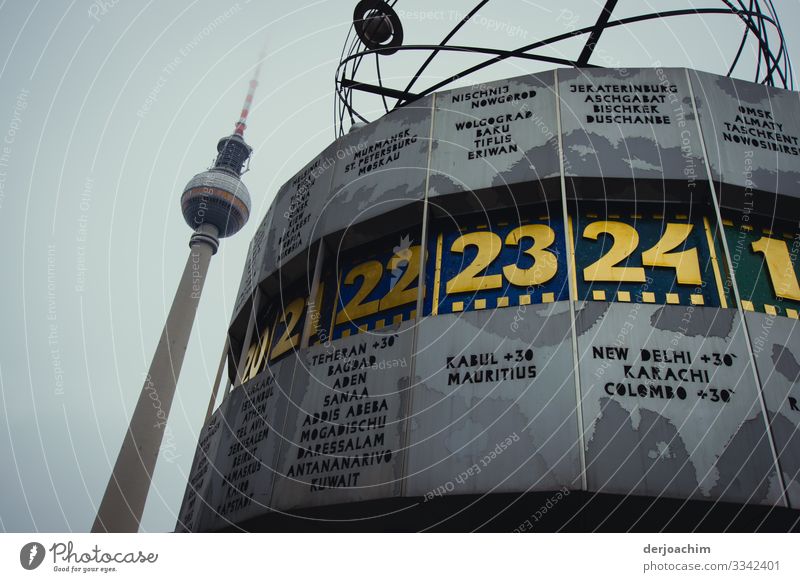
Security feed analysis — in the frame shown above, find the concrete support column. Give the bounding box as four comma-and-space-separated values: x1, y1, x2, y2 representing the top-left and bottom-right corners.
92, 224, 219, 532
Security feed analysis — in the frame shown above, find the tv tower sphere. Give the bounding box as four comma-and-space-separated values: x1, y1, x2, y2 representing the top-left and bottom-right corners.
181, 133, 253, 238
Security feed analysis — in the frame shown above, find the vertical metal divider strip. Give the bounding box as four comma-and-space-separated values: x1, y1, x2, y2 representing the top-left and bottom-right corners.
431, 233, 443, 316
229, 203, 276, 394
191, 288, 258, 529
266, 140, 339, 515
328, 272, 341, 340
183, 233, 267, 528
265, 139, 338, 511
265, 347, 300, 514
555, 69, 588, 491
234, 290, 262, 387
263, 288, 288, 512
400, 93, 437, 498
177, 334, 230, 530
703, 216, 729, 309
205, 337, 230, 424
685, 68, 789, 507
301, 242, 325, 348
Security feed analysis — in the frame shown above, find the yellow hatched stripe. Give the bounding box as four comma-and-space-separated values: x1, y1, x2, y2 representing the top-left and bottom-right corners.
703, 217, 728, 309
567, 216, 579, 302
432, 232, 443, 316
329, 271, 342, 341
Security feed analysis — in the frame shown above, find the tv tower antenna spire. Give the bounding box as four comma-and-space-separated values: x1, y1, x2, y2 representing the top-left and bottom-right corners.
92, 54, 263, 533
235, 51, 263, 136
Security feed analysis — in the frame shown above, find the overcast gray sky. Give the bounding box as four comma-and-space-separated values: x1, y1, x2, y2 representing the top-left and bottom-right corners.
1, 0, 798, 533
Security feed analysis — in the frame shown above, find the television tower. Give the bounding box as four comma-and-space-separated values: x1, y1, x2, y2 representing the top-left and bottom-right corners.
92, 63, 260, 532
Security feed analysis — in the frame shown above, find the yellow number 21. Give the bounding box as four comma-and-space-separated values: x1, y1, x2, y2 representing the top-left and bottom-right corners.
752, 236, 800, 301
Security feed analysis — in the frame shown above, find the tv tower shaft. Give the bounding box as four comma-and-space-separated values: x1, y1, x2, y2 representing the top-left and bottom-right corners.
92, 224, 218, 532
93, 55, 262, 532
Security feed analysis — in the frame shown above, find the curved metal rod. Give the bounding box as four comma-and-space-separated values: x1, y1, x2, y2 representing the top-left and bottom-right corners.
765, 0, 793, 87
769, 0, 793, 84
335, 77, 371, 125
722, 0, 786, 85
375, 52, 389, 113
576, 0, 619, 66
340, 43, 581, 69
726, 0, 755, 77
336, 2, 791, 131
338, 29, 372, 132
752, 0, 780, 85
335, 43, 581, 110
770, 1, 792, 87
336, 30, 359, 133
754, 0, 769, 83
343, 30, 367, 129
399, 0, 492, 99
336, 27, 356, 135
759, 0, 790, 86
389, 7, 785, 106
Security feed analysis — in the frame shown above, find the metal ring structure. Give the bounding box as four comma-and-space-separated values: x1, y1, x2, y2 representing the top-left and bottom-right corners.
335, 0, 794, 136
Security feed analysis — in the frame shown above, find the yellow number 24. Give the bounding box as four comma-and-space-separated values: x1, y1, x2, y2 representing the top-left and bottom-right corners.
583, 221, 701, 285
